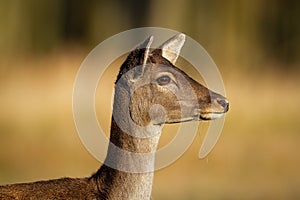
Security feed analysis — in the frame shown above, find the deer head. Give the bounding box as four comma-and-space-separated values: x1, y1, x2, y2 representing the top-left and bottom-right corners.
114, 34, 229, 129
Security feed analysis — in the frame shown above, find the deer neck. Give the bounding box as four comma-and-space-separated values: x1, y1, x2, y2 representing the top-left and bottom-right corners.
110, 80, 159, 146
93, 81, 162, 199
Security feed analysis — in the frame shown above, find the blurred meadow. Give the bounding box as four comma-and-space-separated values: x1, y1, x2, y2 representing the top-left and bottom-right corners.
1, 0, 300, 199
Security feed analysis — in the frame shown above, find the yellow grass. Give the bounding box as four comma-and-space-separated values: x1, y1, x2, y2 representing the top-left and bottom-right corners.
0, 51, 300, 199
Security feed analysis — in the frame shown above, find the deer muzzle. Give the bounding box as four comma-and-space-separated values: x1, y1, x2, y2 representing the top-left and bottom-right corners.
198, 97, 229, 120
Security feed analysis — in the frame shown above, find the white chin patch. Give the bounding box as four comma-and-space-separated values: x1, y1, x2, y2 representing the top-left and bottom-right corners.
200, 112, 225, 120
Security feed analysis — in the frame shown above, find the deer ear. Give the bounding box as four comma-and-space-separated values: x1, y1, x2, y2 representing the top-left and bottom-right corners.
131, 35, 153, 81
159, 33, 185, 64
135, 35, 153, 66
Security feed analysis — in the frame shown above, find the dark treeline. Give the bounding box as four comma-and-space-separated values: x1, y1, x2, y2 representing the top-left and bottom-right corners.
0, 0, 299, 70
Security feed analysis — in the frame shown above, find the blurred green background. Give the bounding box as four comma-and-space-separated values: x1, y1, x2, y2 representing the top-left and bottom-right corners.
0, 0, 300, 199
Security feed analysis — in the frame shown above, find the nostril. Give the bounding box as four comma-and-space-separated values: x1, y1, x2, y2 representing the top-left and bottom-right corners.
217, 99, 229, 111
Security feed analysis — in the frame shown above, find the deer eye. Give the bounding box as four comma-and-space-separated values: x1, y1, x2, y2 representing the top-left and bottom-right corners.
157, 75, 171, 86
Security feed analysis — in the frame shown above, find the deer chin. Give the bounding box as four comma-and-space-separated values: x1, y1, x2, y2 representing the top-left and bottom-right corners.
163, 113, 224, 124
167, 117, 195, 124
199, 112, 225, 120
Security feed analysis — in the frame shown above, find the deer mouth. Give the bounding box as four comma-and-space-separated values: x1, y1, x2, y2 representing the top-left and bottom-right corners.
194, 107, 227, 120
198, 112, 226, 120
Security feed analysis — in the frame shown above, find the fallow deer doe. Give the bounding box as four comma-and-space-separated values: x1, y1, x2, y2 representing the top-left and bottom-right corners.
0, 34, 229, 200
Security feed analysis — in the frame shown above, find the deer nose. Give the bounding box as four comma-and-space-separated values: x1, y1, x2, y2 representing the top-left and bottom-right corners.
217, 98, 229, 112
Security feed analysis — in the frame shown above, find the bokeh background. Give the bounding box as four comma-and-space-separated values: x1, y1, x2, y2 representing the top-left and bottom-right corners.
0, 1, 300, 199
